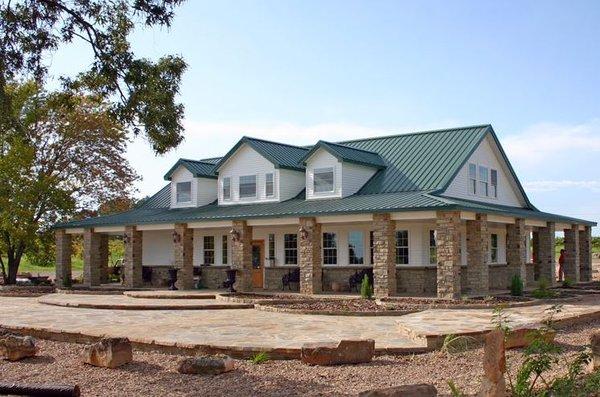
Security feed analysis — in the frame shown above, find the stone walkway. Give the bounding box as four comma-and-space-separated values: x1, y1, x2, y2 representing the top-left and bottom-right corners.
1, 294, 599, 359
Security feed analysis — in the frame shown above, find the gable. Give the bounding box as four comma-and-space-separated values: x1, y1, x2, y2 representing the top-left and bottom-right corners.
442, 134, 527, 207
218, 143, 275, 176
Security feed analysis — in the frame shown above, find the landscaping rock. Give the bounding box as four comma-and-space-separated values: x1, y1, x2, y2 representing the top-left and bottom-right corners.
358, 383, 437, 396
82, 337, 132, 368
591, 331, 600, 371
301, 339, 374, 366
505, 328, 555, 349
480, 330, 506, 397
0, 334, 38, 361
177, 354, 235, 375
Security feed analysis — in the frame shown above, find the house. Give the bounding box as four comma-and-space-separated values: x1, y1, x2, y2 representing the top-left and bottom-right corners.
54, 125, 596, 298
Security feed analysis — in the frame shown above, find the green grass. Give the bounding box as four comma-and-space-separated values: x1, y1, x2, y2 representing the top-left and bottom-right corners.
4, 256, 83, 275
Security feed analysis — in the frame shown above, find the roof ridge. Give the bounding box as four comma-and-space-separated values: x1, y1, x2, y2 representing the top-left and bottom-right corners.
320, 140, 382, 156
243, 136, 310, 151
179, 158, 217, 165
335, 124, 492, 145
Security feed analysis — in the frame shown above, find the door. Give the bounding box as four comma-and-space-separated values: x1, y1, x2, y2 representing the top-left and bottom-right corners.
251, 240, 264, 289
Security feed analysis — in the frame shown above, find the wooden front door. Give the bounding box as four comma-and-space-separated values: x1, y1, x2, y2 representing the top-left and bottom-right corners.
251, 240, 264, 289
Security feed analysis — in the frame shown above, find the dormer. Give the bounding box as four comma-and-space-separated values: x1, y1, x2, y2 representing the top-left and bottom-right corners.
164, 159, 218, 208
213, 137, 307, 205
302, 141, 386, 200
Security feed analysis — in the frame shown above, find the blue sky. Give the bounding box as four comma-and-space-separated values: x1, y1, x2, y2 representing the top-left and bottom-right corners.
47, 0, 600, 233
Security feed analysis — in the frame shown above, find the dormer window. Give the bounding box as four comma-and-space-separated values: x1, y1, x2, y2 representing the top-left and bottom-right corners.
239, 175, 257, 198
222, 177, 231, 200
314, 167, 334, 193
176, 182, 192, 203
265, 173, 274, 197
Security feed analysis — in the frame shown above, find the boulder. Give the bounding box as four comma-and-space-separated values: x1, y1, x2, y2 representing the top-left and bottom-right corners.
359, 383, 437, 397
505, 328, 555, 349
0, 334, 38, 361
177, 354, 235, 375
82, 337, 132, 368
591, 331, 600, 371
480, 330, 506, 397
301, 339, 374, 366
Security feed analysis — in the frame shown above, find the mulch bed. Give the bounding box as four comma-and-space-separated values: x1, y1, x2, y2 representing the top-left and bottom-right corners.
0, 285, 55, 297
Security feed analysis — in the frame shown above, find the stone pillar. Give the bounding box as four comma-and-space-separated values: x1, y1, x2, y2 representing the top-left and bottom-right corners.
99, 234, 109, 284
506, 218, 527, 287
480, 329, 506, 397
299, 217, 322, 295
372, 213, 396, 298
579, 226, 592, 282
232, 220, 252, 292
564, 225, 580, 283
591, 331, 600, 371
537, 222, 556, 286
531, 230, 540, 281
174, 223, 194, 290
436, 211, 462, 299
83, 228, 102, 287
466, 214, 489, 295
123, 225, 143, 288
55, 229, 72, 288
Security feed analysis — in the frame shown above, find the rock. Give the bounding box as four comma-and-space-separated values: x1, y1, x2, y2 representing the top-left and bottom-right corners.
177, 354, 235, 375
591, 331, 600, 371
301, 339, 374, 366
480, 330, 506, 397
359, 383, 437, 396
0, 334, 38, 361
505, 328, 555, 349
82, 337, 132, 368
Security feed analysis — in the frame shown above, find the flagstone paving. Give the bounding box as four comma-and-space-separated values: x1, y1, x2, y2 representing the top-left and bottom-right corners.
1, 294, 599, 358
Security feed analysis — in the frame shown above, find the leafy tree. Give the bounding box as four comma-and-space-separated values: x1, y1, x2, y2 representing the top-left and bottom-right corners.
0, 82, 137, 284
0, 0, 187, 154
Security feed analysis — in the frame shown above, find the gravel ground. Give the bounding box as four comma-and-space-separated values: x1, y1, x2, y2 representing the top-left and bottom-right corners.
1, 319, 598, 397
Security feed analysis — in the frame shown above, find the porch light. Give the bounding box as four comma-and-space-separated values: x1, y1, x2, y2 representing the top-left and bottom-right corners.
172, 230, 181, 244
229, 228, 240, 242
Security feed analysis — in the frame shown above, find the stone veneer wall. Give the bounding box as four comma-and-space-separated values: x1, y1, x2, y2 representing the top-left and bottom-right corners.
174, 223, 194, 290
55, 230, 72, 288
564, 225, 581, 282
465, 214, 489, 295
124, 225, 143, 288
488, 263, 536, 290
579, 226, 592, 282
436, 211, 462, 299
232, 220, 253, 292
506, 219, 527, 285
396, 266, 437, 296
299, 217, 322, 294
83, 229, 102, 286
322, 267, 368, 292
264, 267, 299, 291
199, 266, 229, 289
372, 213, 396, 297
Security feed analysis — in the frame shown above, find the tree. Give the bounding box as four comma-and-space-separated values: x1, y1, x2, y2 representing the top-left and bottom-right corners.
0, 82, 138, 284
0, 0, 187, 154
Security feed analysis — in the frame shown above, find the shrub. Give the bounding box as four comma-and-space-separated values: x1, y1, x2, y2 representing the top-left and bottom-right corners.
441, 334, 478, 355
510, 274, 524, 296
360, 274, 373, 299
562, 277, 573, 288
250, 352, 269, 364
532, 278, 557, 299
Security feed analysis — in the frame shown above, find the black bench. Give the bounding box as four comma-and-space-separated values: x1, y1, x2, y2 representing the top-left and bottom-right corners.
282, 268, 300, 290
349, 268, 374, 292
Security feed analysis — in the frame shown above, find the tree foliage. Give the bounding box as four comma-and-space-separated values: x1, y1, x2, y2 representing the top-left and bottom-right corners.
0, 0, 187, 154
0, 82, 138, 283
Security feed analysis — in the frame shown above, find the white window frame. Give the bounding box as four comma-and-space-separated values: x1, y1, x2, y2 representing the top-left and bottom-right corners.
284, 233, 297, 265
176, 181, 192, 203
222, 177, 231, 201
203, 235, 215, 265
222, 235, 228, 265
239, 175, 257, 199
313, 167, 335, 194
322, 232, 337, 265
478, 165, 489, 197
265, 173, 274, 197
395, 230, 409, 265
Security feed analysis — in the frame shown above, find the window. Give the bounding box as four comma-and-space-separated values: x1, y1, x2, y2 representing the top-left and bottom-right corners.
322, 232, 337, 264
176, 182, 192, 203
490, 169, 498, 198
265, 173, 274, 197
478, 166, 489, 197
284, 234, 297, 264
222, 177, 231, 200
348, 231, 364, 265
268, 234, 275, 259
490, 234, 498, 263
239, 175, 257, 198
222, 235, 228, 265
314, 167, 334, 193
369, 231, 374, 264
395, 230, 409, 265
203, 236, 214, 265
468, 163, 477, 195
429, 230, 437, 264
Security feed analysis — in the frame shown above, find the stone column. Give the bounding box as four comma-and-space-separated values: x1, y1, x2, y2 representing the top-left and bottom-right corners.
579, 226, 592, 282
537, 222, 556, 286
83, 228, 102, 287
299, 217, 322, 295
564, 225, 580, 283
531, 230, 540, 281
55, 229, 72, 288
372, 213, 396, 298
506, 218, 527, 287
466, 214, 489, 295
123, 225, 143, 288
174, 223, 194, 290
99, 234, 109, 284
232, 220, 252, 292
436, 211, 462, 299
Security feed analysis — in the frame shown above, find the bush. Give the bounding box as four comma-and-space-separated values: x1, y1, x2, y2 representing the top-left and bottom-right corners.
562, 278, 573, 288
510, 274, 524, 296
360, 274, 373, 299
250, 352, 269, 364
532, 278, 557, 299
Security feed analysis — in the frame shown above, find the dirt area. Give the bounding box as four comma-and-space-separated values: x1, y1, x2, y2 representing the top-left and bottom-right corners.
0, 286, 55, 297
1, 319, 597, 396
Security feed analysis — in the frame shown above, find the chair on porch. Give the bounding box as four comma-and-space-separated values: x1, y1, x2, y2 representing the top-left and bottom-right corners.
281, 268, 300, 290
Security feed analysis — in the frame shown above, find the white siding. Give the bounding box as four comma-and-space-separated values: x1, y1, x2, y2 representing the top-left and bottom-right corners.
305, 149, 342, 200
169, 166, 217, 208
142, 230, 174, 266
341, 162, 377, 197
197, 178, 218, 206
279, 169, 305, 201
443, 134, 526, 207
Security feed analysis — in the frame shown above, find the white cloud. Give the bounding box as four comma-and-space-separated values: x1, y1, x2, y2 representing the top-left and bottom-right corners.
523, 180, 600, 192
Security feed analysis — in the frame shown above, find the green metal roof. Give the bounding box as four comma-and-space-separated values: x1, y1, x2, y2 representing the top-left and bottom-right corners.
302, 140, 386, 169
213, 136, 309, 172
163, 159, 217, 180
